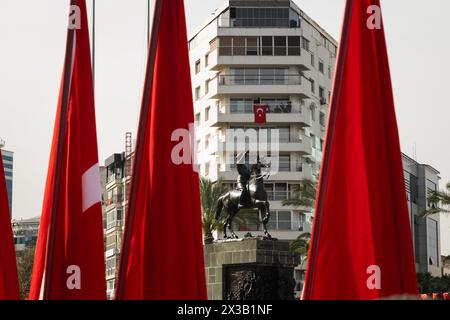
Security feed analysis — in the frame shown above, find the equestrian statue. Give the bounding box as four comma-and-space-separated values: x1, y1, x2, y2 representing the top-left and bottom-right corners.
215, 151, 272, 239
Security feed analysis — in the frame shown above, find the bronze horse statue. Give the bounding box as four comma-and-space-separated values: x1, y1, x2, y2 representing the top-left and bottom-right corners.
215, 159, 272, 239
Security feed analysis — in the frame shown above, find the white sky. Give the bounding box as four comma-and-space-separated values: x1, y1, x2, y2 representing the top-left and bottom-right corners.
0, 0, 449, 254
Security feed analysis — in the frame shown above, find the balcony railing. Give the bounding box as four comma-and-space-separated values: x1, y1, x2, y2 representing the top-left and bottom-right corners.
218, 46, 302, 57
217, 18, 300, 28
218, 74, 302, 86
224, 102, 297, 114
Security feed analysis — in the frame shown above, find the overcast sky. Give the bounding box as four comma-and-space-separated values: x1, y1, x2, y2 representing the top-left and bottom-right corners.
0, 0, 449, 254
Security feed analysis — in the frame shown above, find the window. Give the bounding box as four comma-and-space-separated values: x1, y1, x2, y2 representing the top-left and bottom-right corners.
319, 86, 325, 99
195, 60, 201, 74
246, 37, 258, 56
205, 53, 209, 67
320, 112, 326, 127
311, 134, 316, 148
205, 134, 211, 149
205, 106, 210, 121
205, 162, 210, 176
195, 86, 201, 100
274, 36, 286, 56
319, 60, 324, 74
310, 79, 315, 94
195, 113, 200, 126
219, 37, 232, 56
275, 184, 288, 201
328, 65, 332, 79
320, 139, 325, 151
310, 103, 316, 121
427, 219, 439, 267
311, 53, 315, 67
262, 37, 273, 56
233, 37, 245, 56
288, 36, 300, 56
205, 79, 210, 95
278, 211, 292, 230
279, 155, 291, 172
301, 37, 310, 51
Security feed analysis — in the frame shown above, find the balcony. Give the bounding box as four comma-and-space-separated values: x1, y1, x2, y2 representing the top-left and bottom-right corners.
209, 103, 311, 127
207, 46, 310, 72
211, 74, 311, 98
217, 162, 314, 182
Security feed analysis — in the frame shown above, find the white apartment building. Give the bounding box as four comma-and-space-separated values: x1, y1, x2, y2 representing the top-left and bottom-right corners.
189, 0, 337, 241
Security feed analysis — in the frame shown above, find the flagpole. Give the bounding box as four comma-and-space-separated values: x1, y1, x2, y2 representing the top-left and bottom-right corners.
302, 0, 355, 300
115, 0, 163, 299
92, 0, 96, 87
43, 0, 77, 299
147, 0, 151, 46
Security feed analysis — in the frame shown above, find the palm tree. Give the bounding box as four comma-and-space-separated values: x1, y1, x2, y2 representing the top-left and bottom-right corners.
289, 232, 311, 263
282, 179, 317, 260
282, 179, 317, 208
200, 177, 226, 244
423, 182, 450, 216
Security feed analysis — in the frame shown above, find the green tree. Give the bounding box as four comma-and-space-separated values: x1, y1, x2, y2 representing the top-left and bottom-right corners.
423, 182, 450, 216
282, 179, 317, 261
289, 232, 311, 263
200, 177, 226, 244
16, 247, 35, 299
282, 179, 317, 208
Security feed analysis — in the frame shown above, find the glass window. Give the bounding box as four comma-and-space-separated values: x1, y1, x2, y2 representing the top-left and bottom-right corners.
246, 37, 258, 56
262, 37, 273, 56
219, 37, 232, 56
288, 36, 300, 56
245, 68, 259, 85
278, 211, 292, 230
274, 36, 286, 56
279, 155, 290, 172
275, 184, 287, 201
195, 60, 200, 74
233, 37, 245, 56
267, 212, 277, 230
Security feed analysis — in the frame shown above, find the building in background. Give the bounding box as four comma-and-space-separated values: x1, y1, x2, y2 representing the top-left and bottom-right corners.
99, 0, 443, 298
102, 133, 133, 300
403, 154, 442, 277
12, 217, 40, 252
189, 0, 337, 242
0, 139, 14, 215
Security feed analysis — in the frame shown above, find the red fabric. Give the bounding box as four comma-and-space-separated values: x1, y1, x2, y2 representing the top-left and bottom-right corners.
0, 152, 20, 300
29, 0, 106, 300
253, 104, 267, 124
303, 0, 418, 300
115, 0, 206, 300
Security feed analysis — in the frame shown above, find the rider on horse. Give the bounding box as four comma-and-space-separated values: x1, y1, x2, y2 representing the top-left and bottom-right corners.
236, 151, 251, 210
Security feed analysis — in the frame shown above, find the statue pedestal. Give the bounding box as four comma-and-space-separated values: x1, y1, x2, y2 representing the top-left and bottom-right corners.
204, 238, 300, 300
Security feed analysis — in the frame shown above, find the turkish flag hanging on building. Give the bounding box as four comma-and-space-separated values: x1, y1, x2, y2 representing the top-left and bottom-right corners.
29, 0, 106, 300
303, 0, 418, 300
254, 104, 267, 124
0, 152, 20, 300
115, 0, 206, 300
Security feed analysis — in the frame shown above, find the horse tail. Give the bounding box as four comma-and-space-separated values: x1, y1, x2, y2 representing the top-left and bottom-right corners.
215, 196, 225, 220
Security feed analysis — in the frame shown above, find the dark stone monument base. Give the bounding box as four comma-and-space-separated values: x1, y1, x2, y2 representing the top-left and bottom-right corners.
204, 238, 300, 300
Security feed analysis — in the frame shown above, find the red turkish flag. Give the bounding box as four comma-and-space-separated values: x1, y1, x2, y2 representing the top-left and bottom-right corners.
303, 0, 418, 300
0, 152, 20, 300
29, 0, 106, 300
254, 104, 267, 124
115, 0, 206, 300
